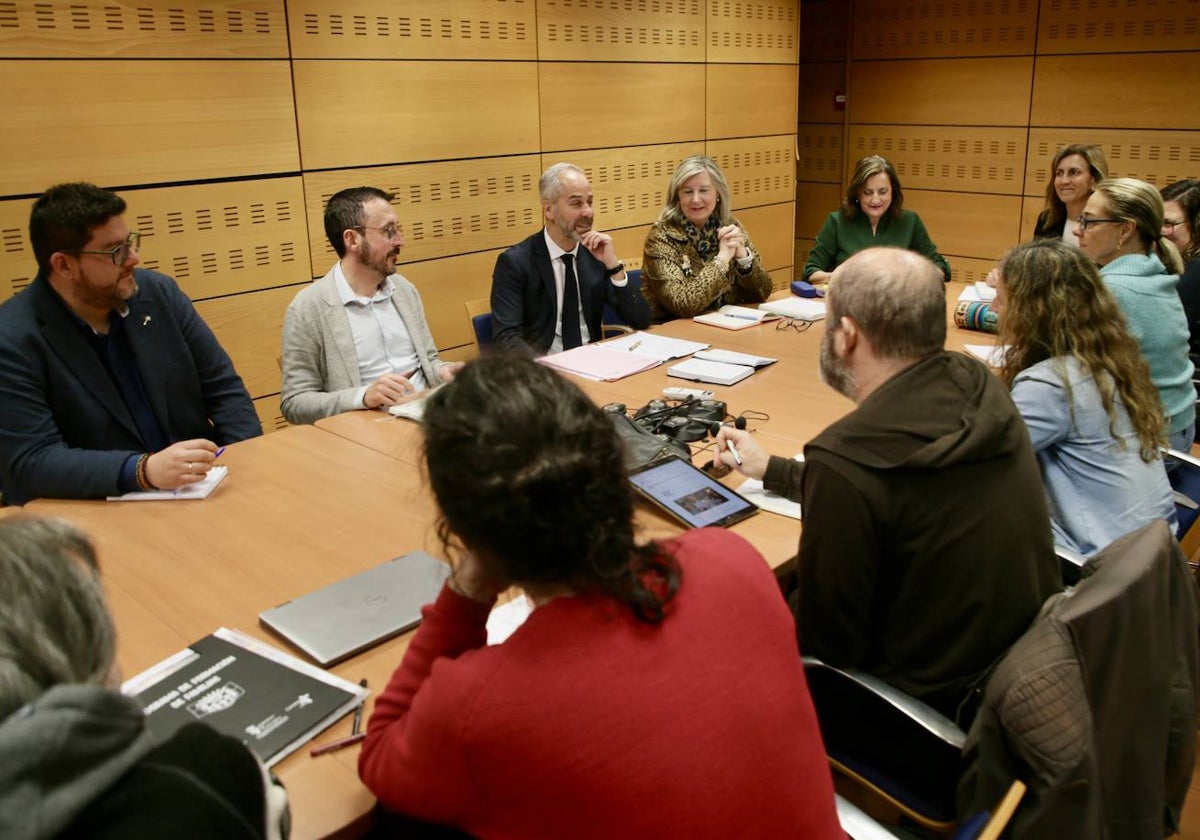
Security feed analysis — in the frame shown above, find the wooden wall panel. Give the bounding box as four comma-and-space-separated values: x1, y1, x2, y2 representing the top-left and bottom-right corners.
610, 224, 654, 271
798, 61, 845, 124
1019, 196, 1044, 243
0, 0, 287, 58
537, 0, 704, 62
1025, 129, 1200, 195
850, 58, 1033, 126
905, 190, 1022, 262
0, 60, 298, 195
707, 64, 798, 139
404, 248, 507, 349
1032, 54, 1200, 131
0, 197, 35, 304
196, 285, 296, 398
563, 144, 704, 231
541, 64, 706, 151
707, 135, 796, 209
293, 61, 540, 169
853, 0, 1036, 59
797, 126, 843, 184
951, 256, 1007, 285
800, 0, 846, 62
731, 203, 794, 271
848, 127, 1027, 195
124, 178, 309, 301
795, 182, 842, 239
1038, 0, 1200, 54
287, 0, 537, 59
707, 0, 798, 64
303, 157, 543, 275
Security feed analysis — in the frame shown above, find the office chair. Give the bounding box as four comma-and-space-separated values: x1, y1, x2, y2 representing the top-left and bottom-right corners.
602, 268, 642, 326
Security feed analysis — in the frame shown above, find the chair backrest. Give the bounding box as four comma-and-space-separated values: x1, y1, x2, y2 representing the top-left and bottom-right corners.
602, 268, 642, 326
1164, 447, 1200, 563
464, 299, 492, 351
959, 520, 1199, 839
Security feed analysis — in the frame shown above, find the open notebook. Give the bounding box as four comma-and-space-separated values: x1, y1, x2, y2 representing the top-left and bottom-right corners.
693, 305, 781, 330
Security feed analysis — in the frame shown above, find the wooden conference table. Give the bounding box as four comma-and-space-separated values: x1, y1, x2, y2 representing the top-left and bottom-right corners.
24, 283, 987, 839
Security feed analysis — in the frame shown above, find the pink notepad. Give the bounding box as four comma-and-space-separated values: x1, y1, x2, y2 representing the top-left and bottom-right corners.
538, 344, 661, 381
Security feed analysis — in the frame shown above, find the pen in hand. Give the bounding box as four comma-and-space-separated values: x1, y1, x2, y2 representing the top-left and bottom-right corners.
725, 438, 743, 466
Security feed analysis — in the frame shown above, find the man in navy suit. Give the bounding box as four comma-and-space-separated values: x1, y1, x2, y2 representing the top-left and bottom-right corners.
490, 163, 650, 354
0, 183, 261, 505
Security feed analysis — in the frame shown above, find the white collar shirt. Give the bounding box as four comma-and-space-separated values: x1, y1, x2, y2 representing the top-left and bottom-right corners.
333, 262, 425, 406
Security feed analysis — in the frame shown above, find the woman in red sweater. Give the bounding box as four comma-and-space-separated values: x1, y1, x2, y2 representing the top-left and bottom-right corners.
358, 355, 844, 840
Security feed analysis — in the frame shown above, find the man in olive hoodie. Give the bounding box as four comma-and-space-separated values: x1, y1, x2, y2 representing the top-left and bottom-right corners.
716, 247, 1061, 720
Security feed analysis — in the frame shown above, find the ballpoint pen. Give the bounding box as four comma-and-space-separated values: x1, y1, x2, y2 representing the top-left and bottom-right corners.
723, 313, 759, 321
725, 439, 743, 466
628, 340, 642, 352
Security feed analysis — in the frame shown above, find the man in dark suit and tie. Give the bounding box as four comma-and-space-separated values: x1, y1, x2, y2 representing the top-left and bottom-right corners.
0, 182, 261, 505
490, 163, 650, 354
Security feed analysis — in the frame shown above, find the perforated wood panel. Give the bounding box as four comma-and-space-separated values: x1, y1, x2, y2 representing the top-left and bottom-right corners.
707, 0, 798, 64
293, 60, 540, 170
541, 63, 705, 152
609, 224, 653, 271
195, 285, 295, 399
849, 127, 1027, 195
0, 60, 298, 196
852, 0, 1035, 60
850, 58, 1033, 126
302, 156, 543, 277
707, 135, 795, 208
1032, 54, 1200, 131
1038, 0, 1200, 54
287, 0, 536, 59
799, 61, 846, 124
801, 0, 847, 63
0, 197, 35, 305
728, 202, 794, 271
797, 126, 843, 183
537, 0, 703, 62
562, 143, 704, 231
949, 256, 1005, 285
707, 63, 798, 139
0, 0, 286, 58
794, 237, 813, 278
121, 178, 309, 301
904, 189, 1022, 262
1025, 129, 1200, 195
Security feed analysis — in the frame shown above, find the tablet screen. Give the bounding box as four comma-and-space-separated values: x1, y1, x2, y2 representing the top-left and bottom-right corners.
628, 456, 758, 529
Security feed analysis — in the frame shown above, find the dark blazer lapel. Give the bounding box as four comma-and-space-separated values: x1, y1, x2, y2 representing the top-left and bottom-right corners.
123, 287, 173, 434
31, 277, 142, 440
531, 233, 557, 304
577, 252, 601, 336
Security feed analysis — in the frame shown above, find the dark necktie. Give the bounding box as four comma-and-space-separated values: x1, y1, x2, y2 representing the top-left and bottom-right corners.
560, 252, 582, 350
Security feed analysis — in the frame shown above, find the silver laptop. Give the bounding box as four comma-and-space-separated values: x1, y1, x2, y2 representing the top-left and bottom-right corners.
259, 551, 450, 666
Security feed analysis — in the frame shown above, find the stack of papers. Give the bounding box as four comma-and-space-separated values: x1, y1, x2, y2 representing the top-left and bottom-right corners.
602, 330, 710, 361
693, 305, 781, 330
667, 358, 755, 386
538, 344, 660, 381
759, 297, 827, 321
964, 344, 1009, 366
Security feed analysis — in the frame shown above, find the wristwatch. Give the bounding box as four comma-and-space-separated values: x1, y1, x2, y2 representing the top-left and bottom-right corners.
605, 262, 625, 277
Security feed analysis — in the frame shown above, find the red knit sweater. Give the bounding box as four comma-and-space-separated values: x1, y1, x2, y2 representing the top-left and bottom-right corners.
359, 528, 844, 839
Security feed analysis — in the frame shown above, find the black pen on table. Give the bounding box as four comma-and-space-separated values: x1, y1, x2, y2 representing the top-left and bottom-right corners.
311, 678, 368, 757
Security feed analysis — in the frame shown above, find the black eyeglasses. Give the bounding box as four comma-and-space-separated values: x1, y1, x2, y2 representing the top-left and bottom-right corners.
1075, 216, 1121, 232
775, 317, 814, 333
71, 232, 141, 265
354, 224, 402, 240
1163, 219, 1186, 234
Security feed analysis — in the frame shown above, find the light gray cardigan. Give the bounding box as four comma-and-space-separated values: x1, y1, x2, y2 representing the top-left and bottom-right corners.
280, 267, 447, 425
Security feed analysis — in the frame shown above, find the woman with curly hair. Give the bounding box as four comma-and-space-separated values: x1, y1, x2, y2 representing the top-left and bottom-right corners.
992, 239, 1175, 556
358, 355, 843, 840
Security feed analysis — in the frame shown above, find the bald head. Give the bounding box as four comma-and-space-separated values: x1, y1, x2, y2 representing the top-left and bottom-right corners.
828, 247, 946, 362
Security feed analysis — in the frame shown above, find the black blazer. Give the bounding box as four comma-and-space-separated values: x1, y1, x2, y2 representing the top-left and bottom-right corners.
490, 231, 650, 354
0, 271, 261, 504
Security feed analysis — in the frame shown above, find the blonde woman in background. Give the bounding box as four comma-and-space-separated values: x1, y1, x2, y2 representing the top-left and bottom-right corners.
1034, 144, 1109, 245
640, 156, 772, 319
1077, 177, 1194, 452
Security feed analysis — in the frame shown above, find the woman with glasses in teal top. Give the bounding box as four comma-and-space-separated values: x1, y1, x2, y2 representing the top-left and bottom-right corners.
1077, 177, 1194, 452
803, 155, 950, 284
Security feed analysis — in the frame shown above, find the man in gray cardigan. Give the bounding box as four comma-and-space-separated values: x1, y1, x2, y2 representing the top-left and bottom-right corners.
281, 187, 461, 425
